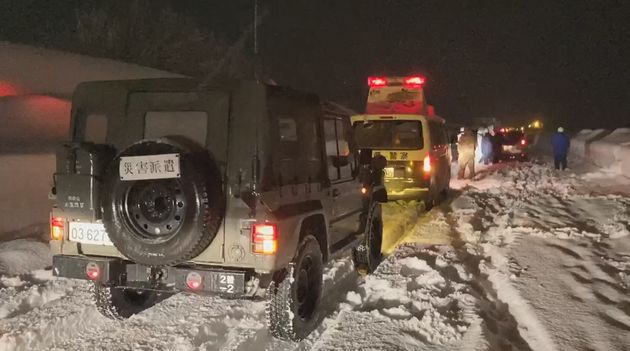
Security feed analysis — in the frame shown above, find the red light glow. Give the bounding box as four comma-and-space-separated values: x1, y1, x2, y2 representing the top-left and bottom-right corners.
403, 75, 426, 88
367, 76, 388, 88
520, 139, 527, 146
186, 272, 203, 289
85, 263, 100, 280
0, 82, 18, 97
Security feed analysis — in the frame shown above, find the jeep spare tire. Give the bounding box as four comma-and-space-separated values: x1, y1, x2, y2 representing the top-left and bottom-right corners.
102, 138, 224, 266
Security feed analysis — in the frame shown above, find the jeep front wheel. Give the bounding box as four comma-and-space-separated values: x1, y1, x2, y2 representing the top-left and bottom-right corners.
266, 235, 323, 341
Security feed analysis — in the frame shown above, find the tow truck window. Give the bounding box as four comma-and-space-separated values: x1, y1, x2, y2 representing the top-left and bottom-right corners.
353, 120, 424, 150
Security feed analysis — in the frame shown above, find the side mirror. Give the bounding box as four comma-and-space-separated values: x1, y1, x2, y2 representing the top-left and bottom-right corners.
331, 155, 349, 168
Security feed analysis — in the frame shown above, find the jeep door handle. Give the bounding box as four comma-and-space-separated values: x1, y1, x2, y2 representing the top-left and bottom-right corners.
332, 188, 341, 198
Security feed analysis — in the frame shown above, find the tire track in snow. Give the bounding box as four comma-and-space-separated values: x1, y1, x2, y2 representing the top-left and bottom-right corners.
450, 162, 630, 351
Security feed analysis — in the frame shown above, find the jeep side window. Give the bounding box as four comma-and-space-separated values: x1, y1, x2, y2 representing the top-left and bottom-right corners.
324, 119, 339, 181
76, 113, 108, 144
324, 118, 355, 182
335, 119, 354, 180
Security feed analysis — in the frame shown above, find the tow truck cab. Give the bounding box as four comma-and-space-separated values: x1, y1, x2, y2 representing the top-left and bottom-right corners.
351, 75, 450, 203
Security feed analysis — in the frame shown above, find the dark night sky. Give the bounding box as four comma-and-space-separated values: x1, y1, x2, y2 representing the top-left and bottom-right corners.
2, 0, 630, 130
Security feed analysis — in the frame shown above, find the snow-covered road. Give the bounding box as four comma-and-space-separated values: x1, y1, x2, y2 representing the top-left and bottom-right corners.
1, 160, 629, 350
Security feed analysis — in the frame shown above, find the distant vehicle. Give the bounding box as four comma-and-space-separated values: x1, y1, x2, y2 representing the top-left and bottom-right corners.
351, 75, 451, 207
498, 130, 529, 161
49, 78, 387, 341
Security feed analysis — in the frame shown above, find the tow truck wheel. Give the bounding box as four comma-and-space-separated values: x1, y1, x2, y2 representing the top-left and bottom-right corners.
266, 235, 323, 341
92, 283, 163, 319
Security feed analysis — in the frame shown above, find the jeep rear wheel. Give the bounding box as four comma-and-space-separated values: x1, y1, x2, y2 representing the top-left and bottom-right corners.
353, 202, 383, 274
102, 138, 224, 266
266, 235, 323, 341
92, 284, 163, 319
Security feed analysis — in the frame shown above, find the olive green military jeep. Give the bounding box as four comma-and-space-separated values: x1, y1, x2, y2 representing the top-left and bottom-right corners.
49, 78, 386, 340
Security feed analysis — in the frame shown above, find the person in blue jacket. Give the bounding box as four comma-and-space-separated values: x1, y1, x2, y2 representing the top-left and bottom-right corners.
551, 127, 570, 170
480, 131, 494, 165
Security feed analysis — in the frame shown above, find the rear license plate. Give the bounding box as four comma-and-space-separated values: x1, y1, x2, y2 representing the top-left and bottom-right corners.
502, 145, 521, 153
119, 153, 181, 181
211, 271, 245, 295
69, 222, 113, 246
384, 167, 395, 178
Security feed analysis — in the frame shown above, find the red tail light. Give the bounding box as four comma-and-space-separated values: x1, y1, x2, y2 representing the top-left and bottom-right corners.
85, 262, 100, 280
51, 216, 64, 241
403, 75, 426, 88
186, 272, 203, 289
520, 139, 527, 146
423, 155, 432, 179
368, 76, 387, 88
423, 155, 432, 172
252, 224, 277, 254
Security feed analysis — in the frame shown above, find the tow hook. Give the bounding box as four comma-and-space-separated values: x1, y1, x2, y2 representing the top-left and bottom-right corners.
147, 267, 167, 286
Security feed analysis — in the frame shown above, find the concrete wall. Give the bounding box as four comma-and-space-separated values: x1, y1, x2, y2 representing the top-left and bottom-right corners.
0, 153, 55, 234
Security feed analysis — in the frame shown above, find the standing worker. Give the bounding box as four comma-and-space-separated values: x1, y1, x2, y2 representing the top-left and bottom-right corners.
457, 127, 465, 142
476, 128, 485, 164
481, 131, 494, 165
551, 127, 570, 170
458, 128, 476, 179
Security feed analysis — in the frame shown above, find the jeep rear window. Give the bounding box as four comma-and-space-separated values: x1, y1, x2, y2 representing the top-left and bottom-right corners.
144, 111, 208, 145
353, 120, 424, 150
76, 113, 108, 144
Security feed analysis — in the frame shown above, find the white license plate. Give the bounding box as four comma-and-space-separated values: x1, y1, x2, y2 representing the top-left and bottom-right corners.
69, 222, 113, 246
502, 145, 521, 153
384, 167, 395, 178
119, 153, 181, 181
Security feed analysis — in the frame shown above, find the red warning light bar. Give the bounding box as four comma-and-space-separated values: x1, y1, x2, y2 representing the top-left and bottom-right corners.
403, 75, 426, 88
367, 76, 388, 88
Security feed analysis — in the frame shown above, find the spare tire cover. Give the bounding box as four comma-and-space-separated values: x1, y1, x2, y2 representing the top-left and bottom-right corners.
102, 138, 224, 266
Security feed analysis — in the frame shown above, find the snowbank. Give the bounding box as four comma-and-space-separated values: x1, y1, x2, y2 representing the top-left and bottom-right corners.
0, 41, 182, 96
0, 239, 51, 276
620, 143, 630, 176
0, 154, 55, 235
588, 128, 630, 169
570, 129, 611, 159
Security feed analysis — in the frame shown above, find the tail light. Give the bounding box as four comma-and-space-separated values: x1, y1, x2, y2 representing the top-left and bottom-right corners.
403, 75, 426, 88
520, 139, 527, 146
367, 76, 388, 88
252, 224, 277, 254
85, 262, 100, 280
51, 216, 64, 241
423, 155, 432, 179
186, 272, 203, 289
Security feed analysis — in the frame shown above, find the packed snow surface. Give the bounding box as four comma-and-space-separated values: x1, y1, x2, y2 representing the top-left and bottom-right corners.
1, 159, 629, 350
